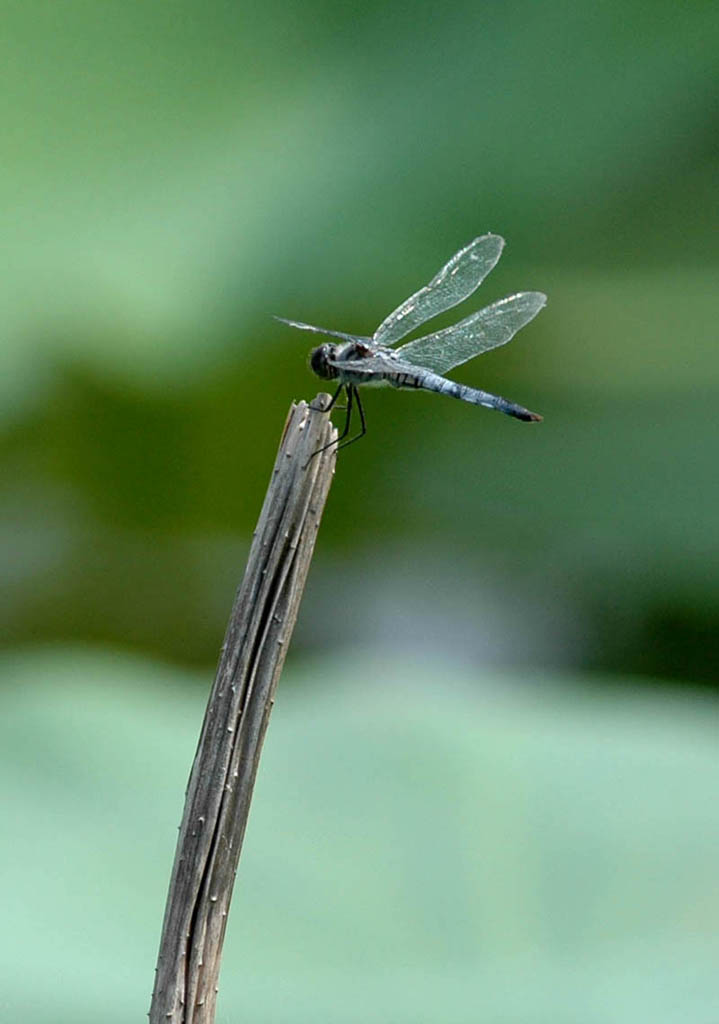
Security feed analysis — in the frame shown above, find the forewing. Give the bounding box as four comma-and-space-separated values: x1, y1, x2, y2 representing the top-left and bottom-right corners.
394, 291, 546, 375
274, 316, 365, 344
372, 234, 505, 347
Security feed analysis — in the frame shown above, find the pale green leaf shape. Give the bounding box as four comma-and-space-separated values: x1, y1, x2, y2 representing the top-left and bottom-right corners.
1, 647, 719, 1023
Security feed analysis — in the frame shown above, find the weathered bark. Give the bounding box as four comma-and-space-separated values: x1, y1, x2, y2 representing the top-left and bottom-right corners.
150, 397, 337, 1023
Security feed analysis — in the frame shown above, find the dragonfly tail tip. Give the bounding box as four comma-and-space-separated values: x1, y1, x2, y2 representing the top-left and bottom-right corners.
512, 407, 543, 422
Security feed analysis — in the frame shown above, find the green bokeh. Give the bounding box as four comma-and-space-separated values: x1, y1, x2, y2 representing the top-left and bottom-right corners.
2, 1, 718, 681
2, 2, 719, 1019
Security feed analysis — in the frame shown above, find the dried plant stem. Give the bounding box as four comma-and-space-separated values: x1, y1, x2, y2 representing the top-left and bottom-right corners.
149, 396, 337, 1024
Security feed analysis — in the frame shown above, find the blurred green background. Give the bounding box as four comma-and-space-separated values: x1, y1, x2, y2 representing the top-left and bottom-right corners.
2, 2, 719, 1021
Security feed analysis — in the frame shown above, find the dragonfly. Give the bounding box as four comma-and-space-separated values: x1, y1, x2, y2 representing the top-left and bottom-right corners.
276, 234, 546, 457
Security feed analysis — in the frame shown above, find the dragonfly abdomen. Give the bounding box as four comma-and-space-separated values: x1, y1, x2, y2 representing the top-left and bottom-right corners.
417, 371, 542, 423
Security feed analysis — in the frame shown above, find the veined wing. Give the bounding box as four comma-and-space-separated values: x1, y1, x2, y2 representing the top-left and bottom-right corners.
274, 315, 366, 345
394, 291, 546, 375
372, 234, 505, 348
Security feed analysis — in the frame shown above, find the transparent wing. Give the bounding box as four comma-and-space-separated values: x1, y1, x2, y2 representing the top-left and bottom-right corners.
274, 315, 365, 345
394, 291, 547, 374
372, 234, 505, 347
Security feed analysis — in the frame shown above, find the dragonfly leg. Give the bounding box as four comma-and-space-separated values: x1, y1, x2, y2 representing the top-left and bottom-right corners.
304, 384, 354, 466
334, 386, 367, 452
334, 383, 354, 442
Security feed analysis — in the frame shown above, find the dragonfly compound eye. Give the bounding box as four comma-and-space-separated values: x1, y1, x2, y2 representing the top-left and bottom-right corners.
310, 344, 338, 380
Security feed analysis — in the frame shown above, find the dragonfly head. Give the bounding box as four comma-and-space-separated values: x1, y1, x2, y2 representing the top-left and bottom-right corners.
309, 343, 339, 380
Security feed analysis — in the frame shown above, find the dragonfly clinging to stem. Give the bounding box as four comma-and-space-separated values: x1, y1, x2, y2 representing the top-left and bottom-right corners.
276, 234, 546, 459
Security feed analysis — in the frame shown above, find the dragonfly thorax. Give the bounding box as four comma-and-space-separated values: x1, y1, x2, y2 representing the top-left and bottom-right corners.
309, 343, 340, 380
